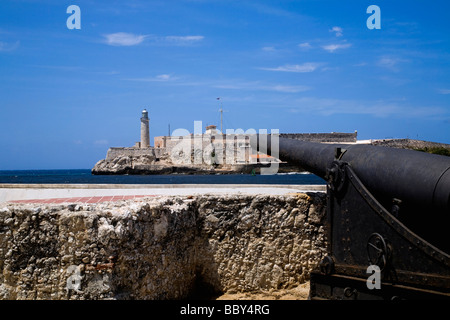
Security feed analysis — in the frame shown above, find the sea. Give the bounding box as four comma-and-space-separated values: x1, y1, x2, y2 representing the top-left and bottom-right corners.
0, 169, 326, 185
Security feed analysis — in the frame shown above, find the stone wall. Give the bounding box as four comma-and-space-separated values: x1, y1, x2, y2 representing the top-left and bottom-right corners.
280, 132, 357, 143
371, 138, 450, 150
0, 193, 327, 300
103, 132, 357, 168
106, 147, 167, 161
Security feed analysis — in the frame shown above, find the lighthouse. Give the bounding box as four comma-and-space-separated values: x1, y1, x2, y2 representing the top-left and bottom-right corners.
140, 109, 150, 148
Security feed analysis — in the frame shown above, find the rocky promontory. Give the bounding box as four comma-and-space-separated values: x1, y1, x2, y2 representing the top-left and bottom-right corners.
91, 154, 303, 175
92, 154, 252, 175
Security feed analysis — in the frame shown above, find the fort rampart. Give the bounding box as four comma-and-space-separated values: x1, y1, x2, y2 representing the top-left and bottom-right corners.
105, 132, 358, 162
106, 147, 167, 161
280, 132, 357, 143
371, 138, 450, 150
0, 193, 327, 299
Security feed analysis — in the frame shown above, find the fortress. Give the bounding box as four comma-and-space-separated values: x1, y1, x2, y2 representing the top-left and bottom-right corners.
92, 109, 358, 175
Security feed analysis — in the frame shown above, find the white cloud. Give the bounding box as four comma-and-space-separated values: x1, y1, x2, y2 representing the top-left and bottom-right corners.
164, 35, 204, 45
0, 40, 19, 52
123, 74, 179, 82
353, 62, 367, 67
289, 97, 446, 118
298, 42, 311, 49
156, 74, 172, 81
378, 57, 398, 68
379, 76, 411, 86
33, 65, 83, 72
103, 32, 147, 46
377, 56, 409, 71
322, 43, 352, 52
123, 74, 313, 93
320, 66, 340, 72
211, 80, 311, 93
103, 33, 204, 47
245, 2, 297, 18
438, 89, 450, 95
330, 26, 343, 37
271, 85, 310, 93
262, 46, 276, 52
259, 63, 320, 73
94, 139, 109, 145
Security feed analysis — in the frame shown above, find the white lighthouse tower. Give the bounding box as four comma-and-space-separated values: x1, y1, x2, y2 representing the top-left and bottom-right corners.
140, 109, 150, 148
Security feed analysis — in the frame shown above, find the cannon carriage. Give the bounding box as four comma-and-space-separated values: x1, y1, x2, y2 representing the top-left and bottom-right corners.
255, 135, 450, 300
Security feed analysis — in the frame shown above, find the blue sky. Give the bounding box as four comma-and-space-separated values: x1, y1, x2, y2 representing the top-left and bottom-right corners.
0, 0, 449, 169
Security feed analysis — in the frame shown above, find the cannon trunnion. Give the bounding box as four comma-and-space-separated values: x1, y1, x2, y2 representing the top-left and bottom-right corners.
260, 136, 450, 299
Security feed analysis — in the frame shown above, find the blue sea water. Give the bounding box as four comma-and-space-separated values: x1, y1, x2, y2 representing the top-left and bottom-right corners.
0, 169, 326, 185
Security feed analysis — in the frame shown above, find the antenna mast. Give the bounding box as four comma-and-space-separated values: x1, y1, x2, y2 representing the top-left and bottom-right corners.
217, 97, 223, 133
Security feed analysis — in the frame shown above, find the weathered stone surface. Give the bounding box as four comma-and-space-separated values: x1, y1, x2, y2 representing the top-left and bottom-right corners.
0, 193, 327, 300
91, 154, 303, 175
92, 154, 230, 175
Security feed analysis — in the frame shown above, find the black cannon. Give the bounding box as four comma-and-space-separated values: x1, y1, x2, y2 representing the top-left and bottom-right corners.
254, 135, 450, 299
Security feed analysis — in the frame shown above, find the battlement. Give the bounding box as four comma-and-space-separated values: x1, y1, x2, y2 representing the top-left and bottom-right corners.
105, 132, 357, 164
106, 147, 167, 161
154, 131, 357, 149
280, 132, 357, 143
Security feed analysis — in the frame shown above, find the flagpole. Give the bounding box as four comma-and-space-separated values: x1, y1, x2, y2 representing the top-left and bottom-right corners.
217, 97, 223, 134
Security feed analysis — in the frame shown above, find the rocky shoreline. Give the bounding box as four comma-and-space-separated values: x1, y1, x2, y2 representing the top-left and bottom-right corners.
91, 154, 303, 175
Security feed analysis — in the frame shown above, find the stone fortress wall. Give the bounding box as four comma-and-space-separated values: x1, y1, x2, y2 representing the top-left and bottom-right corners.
371, 138, 450, 150
0, 193, 327, 300
280, 132, 357, 143
106, 132, 358, 163
99, 110, 359, 167
106, 147, 167, 162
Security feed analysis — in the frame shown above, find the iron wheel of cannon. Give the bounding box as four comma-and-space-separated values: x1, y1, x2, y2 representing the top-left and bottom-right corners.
367, 233, 391, 271
326, 160, 348, 194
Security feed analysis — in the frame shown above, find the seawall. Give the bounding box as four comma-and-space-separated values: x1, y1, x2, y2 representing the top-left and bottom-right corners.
0, 184, 326, 203
0, 192, 327, 299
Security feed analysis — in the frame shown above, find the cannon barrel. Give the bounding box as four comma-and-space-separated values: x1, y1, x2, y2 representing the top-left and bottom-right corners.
254, 135, 450, 299
256, 135, 450, 213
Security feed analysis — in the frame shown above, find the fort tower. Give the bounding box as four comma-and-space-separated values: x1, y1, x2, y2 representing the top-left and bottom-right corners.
140, 109, 150, 148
